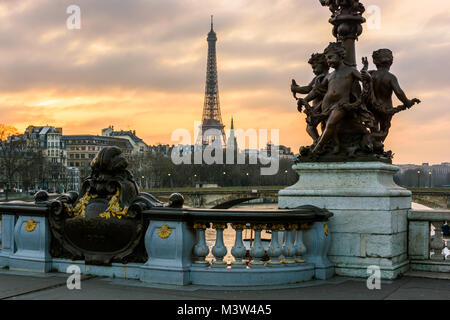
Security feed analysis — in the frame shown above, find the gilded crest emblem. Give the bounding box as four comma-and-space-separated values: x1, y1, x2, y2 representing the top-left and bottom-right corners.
157, 224, 172, 239
25, 219, 38, 232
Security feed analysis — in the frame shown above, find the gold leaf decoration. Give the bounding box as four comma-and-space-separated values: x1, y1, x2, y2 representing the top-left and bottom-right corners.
25, 219, 38, 232
158, 224, 172, 239
324, 224, 329, 237
65, 188, 128, 220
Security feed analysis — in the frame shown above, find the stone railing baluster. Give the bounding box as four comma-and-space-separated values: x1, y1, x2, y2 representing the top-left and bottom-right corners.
267, 224, 284, 266
281, 224, 297, 264
250, 224, 266, 267
430, 221, 445, 261
211, 223, 228, 267
294, 223, 307, 263
192, 223, 210, 266
231, 224, 247, 268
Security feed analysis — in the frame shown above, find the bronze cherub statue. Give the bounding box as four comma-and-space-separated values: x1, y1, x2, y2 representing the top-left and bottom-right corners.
361, 49, 421, 150
291, 53, 330, 144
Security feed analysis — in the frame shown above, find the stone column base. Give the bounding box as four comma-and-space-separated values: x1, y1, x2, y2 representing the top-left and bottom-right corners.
279, 162, 412, 280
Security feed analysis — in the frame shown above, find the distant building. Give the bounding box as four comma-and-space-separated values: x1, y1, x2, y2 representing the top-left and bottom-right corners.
101, 125, 148, 154
226, 118, 238, 151
66, 166, 81, 192
62, 135, 133, 176
149, 144, 173, 157
23, 125, 66, 165
396, 162, 450, 187
260, 143, 295, 160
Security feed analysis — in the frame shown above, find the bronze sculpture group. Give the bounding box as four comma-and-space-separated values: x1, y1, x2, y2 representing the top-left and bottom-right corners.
292, 0, 420, 162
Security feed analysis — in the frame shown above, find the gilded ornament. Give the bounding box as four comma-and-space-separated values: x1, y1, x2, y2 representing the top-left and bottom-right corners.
25, 219, 38, 232
270, 224, 285, 231
232, 223, 246, 230
252, 224, 267, 231
212, 223, 227, 230
193, 223, 208, 229
158, 224, 172, 239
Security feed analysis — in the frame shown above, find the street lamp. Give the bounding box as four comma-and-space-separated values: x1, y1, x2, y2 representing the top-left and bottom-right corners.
285, 170, 288, 186
168, 173, 173, 188
428, 171, 432, 188
417, 170, 421, 188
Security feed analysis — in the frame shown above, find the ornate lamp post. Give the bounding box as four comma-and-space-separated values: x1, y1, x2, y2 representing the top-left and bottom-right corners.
320, 0, 366, 67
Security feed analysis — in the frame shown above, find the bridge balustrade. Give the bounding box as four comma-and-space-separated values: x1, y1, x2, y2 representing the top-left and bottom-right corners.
0, 198, 335, 286
408, 210, 450, 273
140, 206, 334, 285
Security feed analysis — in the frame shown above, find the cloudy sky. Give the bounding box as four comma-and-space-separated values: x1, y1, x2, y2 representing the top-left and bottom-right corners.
0, 0, 449, 164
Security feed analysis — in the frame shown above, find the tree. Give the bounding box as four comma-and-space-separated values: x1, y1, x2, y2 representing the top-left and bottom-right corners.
0, 136, 33, 199
0, 124, 19, 141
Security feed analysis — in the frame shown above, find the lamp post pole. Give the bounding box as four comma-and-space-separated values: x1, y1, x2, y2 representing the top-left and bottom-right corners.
428, 171, 432, 188
168, 173, 172, 189
417, 170, 421, 188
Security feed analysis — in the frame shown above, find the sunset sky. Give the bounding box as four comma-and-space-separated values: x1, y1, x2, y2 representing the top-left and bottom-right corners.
0, 0, 449, 164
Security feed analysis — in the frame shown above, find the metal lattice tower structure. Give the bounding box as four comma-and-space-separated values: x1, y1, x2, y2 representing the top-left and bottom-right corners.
196, 16, 226, 146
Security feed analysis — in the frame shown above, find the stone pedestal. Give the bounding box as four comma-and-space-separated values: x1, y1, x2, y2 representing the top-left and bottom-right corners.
278, 162, 411, 280
140, 220, 196, 285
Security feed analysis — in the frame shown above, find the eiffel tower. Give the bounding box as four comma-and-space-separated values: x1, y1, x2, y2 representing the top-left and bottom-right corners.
196, 16, 226, 146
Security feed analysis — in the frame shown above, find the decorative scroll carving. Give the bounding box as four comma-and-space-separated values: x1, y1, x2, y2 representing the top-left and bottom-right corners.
48, 147, 169, 265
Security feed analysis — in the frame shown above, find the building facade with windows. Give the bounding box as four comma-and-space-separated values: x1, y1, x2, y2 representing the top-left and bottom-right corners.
101, 126, 148, 154
23, 126, 66, 165
62, 135, 133, 177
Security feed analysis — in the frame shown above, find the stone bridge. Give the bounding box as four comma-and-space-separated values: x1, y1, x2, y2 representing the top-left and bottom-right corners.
149, 188, 450, 209
411, 190, 450, 209
150, 189, 280, 208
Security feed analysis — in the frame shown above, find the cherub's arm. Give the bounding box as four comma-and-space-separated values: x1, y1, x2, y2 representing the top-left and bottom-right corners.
291, 79, 314, 94
352, 68, 363, 82
391, 75, 421, 108
303, 76, 328, 103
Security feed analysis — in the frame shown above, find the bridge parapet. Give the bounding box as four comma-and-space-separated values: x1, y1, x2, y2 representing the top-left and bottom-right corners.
0, 195, 335, 286
408, 209, 450, 273
411, 190, 450, 209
